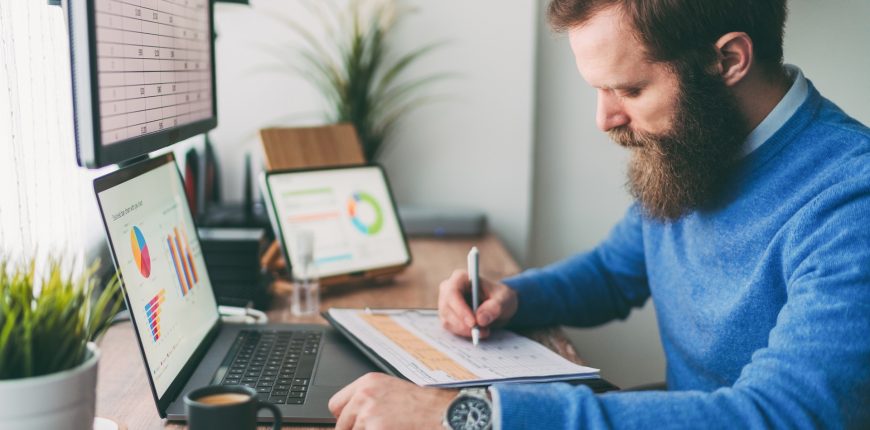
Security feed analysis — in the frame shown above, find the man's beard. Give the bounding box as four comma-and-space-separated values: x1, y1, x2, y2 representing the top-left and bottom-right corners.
609, 70, 746, 221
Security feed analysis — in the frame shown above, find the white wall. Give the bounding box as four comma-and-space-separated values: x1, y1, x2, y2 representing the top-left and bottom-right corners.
529, 0, 870, 389
377, 1, 538, 263
784, 0, 870, 124
210, 0, 538, 262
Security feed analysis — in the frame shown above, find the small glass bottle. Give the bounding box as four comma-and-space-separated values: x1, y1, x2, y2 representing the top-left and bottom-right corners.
291, 230, 320, 316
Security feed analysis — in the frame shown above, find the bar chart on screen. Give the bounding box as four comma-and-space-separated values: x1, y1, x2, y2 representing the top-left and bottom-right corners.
144, 289, 166, 342
166, 226, 199, 298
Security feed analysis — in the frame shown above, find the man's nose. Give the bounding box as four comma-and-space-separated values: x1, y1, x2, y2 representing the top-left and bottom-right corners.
595, 92, 629, 132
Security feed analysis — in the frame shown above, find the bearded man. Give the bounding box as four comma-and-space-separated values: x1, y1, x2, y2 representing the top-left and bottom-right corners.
328, 1, 870, 428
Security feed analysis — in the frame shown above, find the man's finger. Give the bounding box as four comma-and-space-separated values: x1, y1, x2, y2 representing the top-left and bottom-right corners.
333, 395, 360, 430
447, 292, 476, 328
440, 309, 470, 337
479, 278, 502, 294
439, 271, 466, 311
441, 307, 470, 337
440, 271, 476, 327
439, 290, 467, 331
442, 320, 466, 338
328, 376, 360, 418
438, 300, 449, 323
449, 269, 469, 287
440, 269, 469, 294
443, 310, 491, 339
475, 297, 503, 327
437, 278, 456, 317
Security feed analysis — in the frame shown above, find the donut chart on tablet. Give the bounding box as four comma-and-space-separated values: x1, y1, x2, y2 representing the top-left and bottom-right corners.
347, 192, 384, 236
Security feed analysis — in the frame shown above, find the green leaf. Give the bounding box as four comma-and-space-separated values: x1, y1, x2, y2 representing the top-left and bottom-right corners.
264, 11, 337, 73
260, 0, 454, 161
0, 256, 121, 379
372, 93, 453, 159
372, 72, 454, 119
373, 41, 446, 98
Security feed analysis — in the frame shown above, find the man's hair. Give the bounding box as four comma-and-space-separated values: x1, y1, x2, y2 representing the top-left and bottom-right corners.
548, 0, 788, 76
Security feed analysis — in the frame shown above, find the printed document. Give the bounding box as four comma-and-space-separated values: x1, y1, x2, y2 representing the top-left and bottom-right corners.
327, 308, 599, 387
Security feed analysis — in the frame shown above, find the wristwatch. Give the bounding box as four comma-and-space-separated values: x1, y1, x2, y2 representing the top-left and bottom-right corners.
442, 388, 493, 430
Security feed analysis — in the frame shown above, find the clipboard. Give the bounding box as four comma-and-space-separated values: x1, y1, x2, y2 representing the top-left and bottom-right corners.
322, 308, 606, 389
322, 309, 405, 379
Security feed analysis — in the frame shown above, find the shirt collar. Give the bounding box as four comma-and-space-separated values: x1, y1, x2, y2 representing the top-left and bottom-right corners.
740, 64, 809, 157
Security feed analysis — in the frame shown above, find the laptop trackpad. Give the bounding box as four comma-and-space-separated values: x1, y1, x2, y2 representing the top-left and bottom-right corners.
314, 330, 377, 387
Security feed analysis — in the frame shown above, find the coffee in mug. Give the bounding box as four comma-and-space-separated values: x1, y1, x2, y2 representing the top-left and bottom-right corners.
194, 393, 251, 406
184, 385, 281, 430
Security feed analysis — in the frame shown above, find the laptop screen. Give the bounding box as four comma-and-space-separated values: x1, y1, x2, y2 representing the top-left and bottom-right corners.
264, 165, 410, 278
96, 158, 218, 398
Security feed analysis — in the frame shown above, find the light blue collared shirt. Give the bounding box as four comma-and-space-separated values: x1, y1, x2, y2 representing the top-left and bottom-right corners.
740, 64, 809, 156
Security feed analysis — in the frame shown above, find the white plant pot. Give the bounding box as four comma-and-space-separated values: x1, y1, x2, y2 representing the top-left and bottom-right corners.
0, 342, 100, 430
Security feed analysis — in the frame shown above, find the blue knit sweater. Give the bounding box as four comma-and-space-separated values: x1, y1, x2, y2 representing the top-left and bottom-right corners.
494, 83, 870, 429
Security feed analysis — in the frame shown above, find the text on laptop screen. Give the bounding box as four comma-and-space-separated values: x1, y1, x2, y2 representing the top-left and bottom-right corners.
97, 161, 218, 397
266, 166, 409, 278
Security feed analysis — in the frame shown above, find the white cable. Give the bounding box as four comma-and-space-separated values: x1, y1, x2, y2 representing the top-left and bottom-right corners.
218, 305, 268, 324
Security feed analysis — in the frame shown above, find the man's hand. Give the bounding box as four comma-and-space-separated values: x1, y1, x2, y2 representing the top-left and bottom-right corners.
260, 240, 287, 273
438, 269, 518, 339
328, 372, 457, 430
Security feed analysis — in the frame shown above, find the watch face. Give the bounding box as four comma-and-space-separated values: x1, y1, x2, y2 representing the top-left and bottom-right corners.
447, 397, 492, 430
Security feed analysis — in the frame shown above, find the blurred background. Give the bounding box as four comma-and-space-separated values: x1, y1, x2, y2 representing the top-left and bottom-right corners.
1, 0, 868, 388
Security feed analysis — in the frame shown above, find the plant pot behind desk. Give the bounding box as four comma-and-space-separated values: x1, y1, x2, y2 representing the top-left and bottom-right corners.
0, 342, 100, 430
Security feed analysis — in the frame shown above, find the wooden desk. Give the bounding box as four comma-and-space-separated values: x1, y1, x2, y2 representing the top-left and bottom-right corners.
96, 235, 585, 429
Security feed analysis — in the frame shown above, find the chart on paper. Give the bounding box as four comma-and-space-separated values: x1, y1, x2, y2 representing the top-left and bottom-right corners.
359, 313, 477, 381
328, 309, 599, 387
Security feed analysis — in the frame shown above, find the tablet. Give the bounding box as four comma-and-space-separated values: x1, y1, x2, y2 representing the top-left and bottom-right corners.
260, 164, 412, 285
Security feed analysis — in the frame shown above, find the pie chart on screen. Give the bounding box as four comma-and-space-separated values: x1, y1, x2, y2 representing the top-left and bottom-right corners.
347, 192, 384, 236
130, 226, 151, 278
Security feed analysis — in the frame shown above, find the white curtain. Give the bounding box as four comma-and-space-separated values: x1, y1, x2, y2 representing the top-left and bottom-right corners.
0, 1, 98, 265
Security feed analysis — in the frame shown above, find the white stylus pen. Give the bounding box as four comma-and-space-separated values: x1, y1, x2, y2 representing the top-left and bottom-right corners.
468, 246, 480, 346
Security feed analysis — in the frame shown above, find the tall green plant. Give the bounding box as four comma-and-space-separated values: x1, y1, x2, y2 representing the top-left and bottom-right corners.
0, 258, 121, 380
270, 0, 449, 161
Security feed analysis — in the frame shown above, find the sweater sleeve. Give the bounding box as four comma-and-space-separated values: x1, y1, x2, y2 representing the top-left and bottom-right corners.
492, 182, 870, 429
502, 205, 650, 328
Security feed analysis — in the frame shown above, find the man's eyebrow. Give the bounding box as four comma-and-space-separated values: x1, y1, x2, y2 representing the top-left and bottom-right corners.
598, 80, 649, 91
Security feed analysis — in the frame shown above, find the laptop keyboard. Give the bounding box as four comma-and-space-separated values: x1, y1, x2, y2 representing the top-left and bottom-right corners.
214, 329, 322, 405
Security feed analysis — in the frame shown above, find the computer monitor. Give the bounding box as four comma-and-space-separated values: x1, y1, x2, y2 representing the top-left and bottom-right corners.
68, 0, 217, 168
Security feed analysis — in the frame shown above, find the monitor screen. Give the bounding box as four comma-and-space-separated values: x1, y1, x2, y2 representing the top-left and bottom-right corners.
263, 165, 411, 278
95, 156, 218, 398
69, 0, 217, 168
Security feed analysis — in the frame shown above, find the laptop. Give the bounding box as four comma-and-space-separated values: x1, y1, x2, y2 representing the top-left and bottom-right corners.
93, 153, 378, 423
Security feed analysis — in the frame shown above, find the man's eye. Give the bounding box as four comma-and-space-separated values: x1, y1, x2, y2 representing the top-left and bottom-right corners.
620, 88, 641, 98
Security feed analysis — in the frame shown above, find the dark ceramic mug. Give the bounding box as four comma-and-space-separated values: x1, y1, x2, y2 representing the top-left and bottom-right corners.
183, 385, 281, 430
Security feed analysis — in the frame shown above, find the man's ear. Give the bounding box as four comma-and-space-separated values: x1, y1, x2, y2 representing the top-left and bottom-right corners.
713, 32, 753, 87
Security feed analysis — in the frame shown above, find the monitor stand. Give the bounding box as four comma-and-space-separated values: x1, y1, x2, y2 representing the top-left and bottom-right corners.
116, 154, 150, 169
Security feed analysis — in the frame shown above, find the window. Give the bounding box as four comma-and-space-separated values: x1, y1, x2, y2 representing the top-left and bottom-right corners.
0, 1, 98, 264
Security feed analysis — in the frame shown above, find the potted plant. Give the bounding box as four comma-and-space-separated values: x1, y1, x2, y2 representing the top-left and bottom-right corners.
0, 257, 121, 430
266, 0, 450, 161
